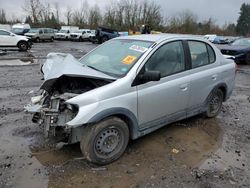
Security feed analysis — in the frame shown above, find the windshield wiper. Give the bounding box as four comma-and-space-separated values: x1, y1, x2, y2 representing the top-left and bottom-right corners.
85, 65, 120, 78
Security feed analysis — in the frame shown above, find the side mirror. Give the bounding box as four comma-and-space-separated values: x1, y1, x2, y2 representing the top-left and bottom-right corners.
139, 70, 161, 82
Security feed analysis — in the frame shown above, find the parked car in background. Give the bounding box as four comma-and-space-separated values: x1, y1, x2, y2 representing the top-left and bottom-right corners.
25, 28, 55, 42
55, 26, 79, 40
0, 29, 32, 51
70, 29, 94, 41
91, 27, 119, 43
25, 34, 236, 165
217, 38, 250, 64
11, 23, 30, 35
204, 34, 221, 44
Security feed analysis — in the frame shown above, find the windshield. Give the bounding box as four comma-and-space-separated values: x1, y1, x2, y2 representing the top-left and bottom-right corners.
12, 28, 24, 32
231, 38, 250, 46
29, 29, 39, 33
79, 39, 153, 77
59, 29, 68, 33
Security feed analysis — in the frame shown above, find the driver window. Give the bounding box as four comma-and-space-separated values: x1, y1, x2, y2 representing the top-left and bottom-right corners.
145, 41, 185, 77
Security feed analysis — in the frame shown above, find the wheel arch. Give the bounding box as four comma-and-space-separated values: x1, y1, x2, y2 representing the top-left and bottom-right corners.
88, 108, 139, 140
206, 83, 228, 103
17, 40, 28, 46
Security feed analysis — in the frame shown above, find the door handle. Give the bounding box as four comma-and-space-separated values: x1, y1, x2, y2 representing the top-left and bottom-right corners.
212, 75, 217, 81
180, 84, 188, 91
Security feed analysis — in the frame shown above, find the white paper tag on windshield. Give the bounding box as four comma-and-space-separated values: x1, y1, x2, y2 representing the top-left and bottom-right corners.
129, 45, 148, 53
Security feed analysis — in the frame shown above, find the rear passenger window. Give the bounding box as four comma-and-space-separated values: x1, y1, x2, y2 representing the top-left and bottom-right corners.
188, 41, 209, 68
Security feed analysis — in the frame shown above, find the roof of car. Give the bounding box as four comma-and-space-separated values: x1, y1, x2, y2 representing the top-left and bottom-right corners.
117, 34, 204, 43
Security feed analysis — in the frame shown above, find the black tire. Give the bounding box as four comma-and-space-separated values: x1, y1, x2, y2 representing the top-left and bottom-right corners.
205, 89, 224, 118
80, 117, 129, 165
101, 36, 108, 43
36, 37, 40, 42
246, 53, 250, 65
65, 36, 68, 40
79, 37, 82, 42
50, 37, 54, 42
17, 41, 28, 51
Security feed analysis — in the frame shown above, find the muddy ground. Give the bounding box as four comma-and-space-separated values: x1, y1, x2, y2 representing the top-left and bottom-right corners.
0, 41, 250, 188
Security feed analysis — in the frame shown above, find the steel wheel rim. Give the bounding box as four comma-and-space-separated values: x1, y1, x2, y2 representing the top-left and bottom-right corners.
20, 43, 27, 50
95, 127, 122, 157
209, 94, 221, 114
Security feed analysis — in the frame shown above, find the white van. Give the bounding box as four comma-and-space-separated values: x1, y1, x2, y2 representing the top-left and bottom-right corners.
12, 23, 31, 35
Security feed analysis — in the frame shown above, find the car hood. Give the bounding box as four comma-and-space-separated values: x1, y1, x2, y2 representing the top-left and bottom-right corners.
70, 33, 81, 35
41, 53, 116, 91
40, 53, 116, 92
56, 33, 67, 35
16, 35, 29, 41
25, 33, 36, 35
217, 44, 250, 51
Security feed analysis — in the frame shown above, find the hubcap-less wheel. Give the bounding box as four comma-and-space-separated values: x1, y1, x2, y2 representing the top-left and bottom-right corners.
209, 95, 220, 114
80, 117, 129, 165
18, 42, 28, 51
206, 89, 223, 118
95, 128, 121, 157
102, 36, 108, 43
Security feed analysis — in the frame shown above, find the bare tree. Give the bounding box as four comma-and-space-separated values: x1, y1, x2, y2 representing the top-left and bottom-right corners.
23, 0, 43, 24
64, 6, 72, 25
72, 0, 89, 27
88, 5, 102, 28
54, 2, 60, 23
0, 9, 7, 24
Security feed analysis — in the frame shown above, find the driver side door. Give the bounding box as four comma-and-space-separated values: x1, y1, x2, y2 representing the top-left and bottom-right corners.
136, 40, 191, 129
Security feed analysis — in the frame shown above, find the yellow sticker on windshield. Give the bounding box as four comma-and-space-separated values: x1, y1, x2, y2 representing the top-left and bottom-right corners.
122, 55, 137, 65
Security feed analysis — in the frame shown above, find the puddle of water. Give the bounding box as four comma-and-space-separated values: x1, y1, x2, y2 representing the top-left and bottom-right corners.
31, 116, 222, 188
31, 144, 82, 166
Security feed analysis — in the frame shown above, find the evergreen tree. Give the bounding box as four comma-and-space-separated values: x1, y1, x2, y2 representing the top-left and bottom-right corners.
236, 3, 250, 36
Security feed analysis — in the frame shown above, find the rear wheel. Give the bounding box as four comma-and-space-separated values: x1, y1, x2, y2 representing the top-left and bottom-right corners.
18, 41, 28, 51
80, 117, 129, 165
205, 89, 224, 118
36, 37, 40, 42
50, 37, 54, 42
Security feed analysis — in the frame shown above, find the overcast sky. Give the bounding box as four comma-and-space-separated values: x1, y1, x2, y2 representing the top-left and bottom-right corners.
0, 0, 248, 26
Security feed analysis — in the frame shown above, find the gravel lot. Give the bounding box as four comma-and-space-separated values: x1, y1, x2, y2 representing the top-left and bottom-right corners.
0, 41, 250, 188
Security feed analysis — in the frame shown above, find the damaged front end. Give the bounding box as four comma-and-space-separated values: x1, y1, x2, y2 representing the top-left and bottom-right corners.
26, 92, 78, 139
24, 53, 115, 143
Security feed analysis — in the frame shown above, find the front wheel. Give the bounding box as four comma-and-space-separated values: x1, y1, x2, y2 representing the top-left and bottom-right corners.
245, 53, 250, 65
101, 36, 108, 43
18, 41, 28, 51
205, 89, 224, 118
80, 117, 129, 165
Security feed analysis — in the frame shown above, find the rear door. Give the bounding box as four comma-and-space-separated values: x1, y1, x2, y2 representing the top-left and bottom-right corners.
136, 41, 191, 129
185, 40, 219, 115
